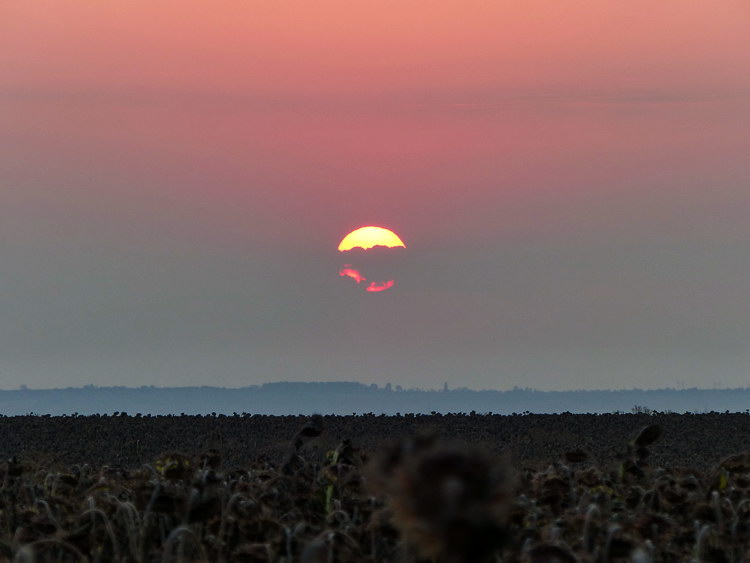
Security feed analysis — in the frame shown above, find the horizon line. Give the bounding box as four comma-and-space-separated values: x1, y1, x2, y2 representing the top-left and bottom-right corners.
2, 382, 745, 393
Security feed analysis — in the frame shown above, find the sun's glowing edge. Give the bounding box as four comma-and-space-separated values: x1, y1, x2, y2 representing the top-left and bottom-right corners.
339, 265, 395, 292
338, 226, 406, 252
339, 265, 366, 284
366, 280, 395, 292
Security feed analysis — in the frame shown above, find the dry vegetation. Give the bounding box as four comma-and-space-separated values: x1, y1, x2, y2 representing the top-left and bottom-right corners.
2, 412, 750, 561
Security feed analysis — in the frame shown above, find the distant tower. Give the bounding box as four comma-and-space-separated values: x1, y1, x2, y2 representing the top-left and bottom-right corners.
443, 381, 449, 392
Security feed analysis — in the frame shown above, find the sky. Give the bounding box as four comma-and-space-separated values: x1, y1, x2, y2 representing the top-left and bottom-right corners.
1, 1, 749, 391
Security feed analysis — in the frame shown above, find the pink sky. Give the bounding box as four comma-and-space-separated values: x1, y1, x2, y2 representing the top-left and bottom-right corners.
3, 1, 749, 247
1, 2, 749, 390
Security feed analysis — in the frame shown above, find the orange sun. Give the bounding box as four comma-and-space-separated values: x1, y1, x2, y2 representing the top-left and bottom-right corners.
337, 226, 405, 293
338, 226, 406, 252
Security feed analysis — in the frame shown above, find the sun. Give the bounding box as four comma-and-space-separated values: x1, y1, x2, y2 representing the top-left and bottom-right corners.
338, 226, 406, 252
337, 226, 405, 293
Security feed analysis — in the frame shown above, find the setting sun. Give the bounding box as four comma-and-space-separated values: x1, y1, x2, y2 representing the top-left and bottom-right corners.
338, 226, 406, 252
337, 226, 405, 293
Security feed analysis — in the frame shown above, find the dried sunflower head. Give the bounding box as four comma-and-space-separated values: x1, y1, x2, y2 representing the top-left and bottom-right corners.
368, 437, 512, 563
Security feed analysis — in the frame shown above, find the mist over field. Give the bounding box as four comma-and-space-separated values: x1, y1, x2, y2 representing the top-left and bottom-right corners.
2, 383, 750, 416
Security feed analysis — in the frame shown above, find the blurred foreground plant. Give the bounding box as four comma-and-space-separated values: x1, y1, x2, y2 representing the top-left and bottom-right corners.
367, 435, 512, 563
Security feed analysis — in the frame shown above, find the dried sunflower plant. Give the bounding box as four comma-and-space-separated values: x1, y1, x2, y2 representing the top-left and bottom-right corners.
4, 413, 750, 562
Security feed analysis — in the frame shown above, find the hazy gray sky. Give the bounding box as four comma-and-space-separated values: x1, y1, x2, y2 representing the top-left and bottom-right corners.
1, 1, 749, 390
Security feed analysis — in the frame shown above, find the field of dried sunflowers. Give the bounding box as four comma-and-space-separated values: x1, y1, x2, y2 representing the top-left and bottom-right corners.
2, 412, 750, 562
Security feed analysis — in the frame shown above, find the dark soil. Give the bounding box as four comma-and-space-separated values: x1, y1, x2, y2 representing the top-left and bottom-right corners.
1, 412, 747, 470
